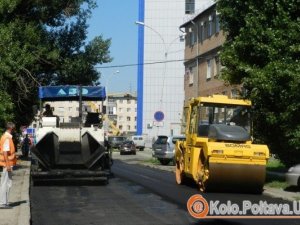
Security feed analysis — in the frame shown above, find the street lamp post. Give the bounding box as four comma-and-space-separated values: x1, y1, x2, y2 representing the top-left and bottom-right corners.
135, 21, 186, 134
105, 70, 120, 97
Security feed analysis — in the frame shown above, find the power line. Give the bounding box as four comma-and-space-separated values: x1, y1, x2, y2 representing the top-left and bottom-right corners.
95, 59, 189, 69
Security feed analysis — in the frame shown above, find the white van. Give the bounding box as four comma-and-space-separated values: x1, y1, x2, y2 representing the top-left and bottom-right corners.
131, 136, 145, 151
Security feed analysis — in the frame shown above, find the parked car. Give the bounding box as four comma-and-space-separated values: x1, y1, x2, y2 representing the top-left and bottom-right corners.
119, 140, 136, 155
152, 135, 185, 165
132, 135, 145, 151
108, 136, 127, 149
286, 165, 300, 187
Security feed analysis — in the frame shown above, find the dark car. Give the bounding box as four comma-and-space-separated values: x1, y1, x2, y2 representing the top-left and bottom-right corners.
108, 136, 127, 149
119, 141, 136, 155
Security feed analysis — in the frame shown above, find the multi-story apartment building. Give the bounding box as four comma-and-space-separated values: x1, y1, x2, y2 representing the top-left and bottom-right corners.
180, 2, 240, 106
106, 93, 137, 134
137, 0, 214, 139
44, 101, 104, 123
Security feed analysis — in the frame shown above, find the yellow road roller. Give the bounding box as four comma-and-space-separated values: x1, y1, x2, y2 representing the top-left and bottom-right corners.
175, 95, 269, 193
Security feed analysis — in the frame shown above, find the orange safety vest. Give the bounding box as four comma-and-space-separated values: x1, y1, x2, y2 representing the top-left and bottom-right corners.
0, 133, 17, 167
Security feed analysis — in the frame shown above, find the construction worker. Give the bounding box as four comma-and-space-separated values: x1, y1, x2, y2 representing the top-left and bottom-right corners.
43, 104, 53, 117
21, 134, 32, 158
0, 122, 17, 209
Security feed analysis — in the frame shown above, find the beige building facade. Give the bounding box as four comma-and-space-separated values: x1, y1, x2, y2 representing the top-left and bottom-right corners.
44, 101, 104, 123
106, 93, 137, 134
180, 2, 240, 106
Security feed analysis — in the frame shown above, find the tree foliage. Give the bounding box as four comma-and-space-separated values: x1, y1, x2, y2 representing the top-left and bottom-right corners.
217, 0, 300, 166
0, 0, 112, 128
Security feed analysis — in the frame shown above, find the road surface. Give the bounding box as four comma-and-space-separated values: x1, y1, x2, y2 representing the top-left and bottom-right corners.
31, 150, 300, 225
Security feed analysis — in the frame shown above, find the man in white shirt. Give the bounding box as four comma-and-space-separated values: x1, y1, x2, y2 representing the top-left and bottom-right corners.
0, 122, 16, 209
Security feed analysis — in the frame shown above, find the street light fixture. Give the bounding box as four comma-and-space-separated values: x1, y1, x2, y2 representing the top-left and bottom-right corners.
135, 21, 186, 103
135, 21, 186, 135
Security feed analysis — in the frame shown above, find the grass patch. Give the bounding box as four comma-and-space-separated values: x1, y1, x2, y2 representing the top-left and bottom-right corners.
143, 157, 160, 165
265, 181, 289, 189
266, 158, 287, 173
265, 173, 289, 189
111, 148, 120, 152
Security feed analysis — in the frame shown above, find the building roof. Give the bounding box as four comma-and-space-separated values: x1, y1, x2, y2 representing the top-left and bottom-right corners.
108, 92, 137, 99
180, 2, 216, 28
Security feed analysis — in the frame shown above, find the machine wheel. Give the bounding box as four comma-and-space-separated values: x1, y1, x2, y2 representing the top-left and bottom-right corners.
175, 156, 186, 185
159, 159, 170, 165
197, 153, 209, 192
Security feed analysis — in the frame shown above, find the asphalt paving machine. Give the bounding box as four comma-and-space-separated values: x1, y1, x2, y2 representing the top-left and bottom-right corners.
175, 95, 269, 193
31, 86, 111, 184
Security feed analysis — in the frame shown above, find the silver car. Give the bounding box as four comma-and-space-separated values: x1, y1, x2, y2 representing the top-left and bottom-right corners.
286, 165, 300, 187
152, 135, 185, 165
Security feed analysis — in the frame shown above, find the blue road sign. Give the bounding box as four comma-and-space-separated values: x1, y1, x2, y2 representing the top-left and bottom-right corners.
154, 111, 164, 122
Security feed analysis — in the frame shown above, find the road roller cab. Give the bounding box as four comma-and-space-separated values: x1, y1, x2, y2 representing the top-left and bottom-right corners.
175, 95, 269, 193
31, 86, 111, 184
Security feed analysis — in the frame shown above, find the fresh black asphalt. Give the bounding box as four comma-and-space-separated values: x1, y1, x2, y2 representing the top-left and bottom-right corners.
30, 160, 300, 225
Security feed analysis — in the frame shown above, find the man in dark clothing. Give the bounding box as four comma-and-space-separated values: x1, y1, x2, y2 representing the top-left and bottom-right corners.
43, 104, 53, 117
22, 134, 31, 157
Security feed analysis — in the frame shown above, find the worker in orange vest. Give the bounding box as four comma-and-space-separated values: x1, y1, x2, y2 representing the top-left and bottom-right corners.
0, 122, 17, 209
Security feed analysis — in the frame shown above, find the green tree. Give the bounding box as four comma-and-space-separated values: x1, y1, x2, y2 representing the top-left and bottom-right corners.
0, 0, 112, 128
217, 0, 300, 166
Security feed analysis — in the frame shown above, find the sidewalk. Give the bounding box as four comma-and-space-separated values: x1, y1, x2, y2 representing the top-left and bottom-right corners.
264, 171, 300, 202
0, 157, 31, 225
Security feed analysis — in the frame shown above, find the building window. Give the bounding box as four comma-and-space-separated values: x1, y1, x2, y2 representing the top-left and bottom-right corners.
207, 16, 213, 37
134, 117, 137, 121
231, 89, 239, 99
127, 125, 130, 131
58, 107, 64, 112
119, 116, 123, 121
213, 56, 220, 77
119, 108, 123, 113
134, 126, 137, 130
187, 67, 194, 85
200, 22, 205, 42
189, 29, 196, 46
108, 107, 114, 115
119, 100, 123, 103
127, 108, 131, 112
127, 100, 131, 104
127, 117, 131, 121
135, 108, 137, 112
119, 125, 123, 130
216, 15, 220, 33
207, 59, 212, 80
185, 0, 195, 14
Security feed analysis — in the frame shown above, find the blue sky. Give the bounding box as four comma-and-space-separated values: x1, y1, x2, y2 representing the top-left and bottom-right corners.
87, 0, 138, 94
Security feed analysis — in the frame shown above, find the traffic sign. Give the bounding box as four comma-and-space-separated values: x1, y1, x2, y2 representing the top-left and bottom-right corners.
154, 111, 164, 122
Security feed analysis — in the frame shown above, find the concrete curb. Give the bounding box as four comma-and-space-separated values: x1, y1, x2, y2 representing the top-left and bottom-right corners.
263, 187, 299, 202
17, 161, 31, 225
